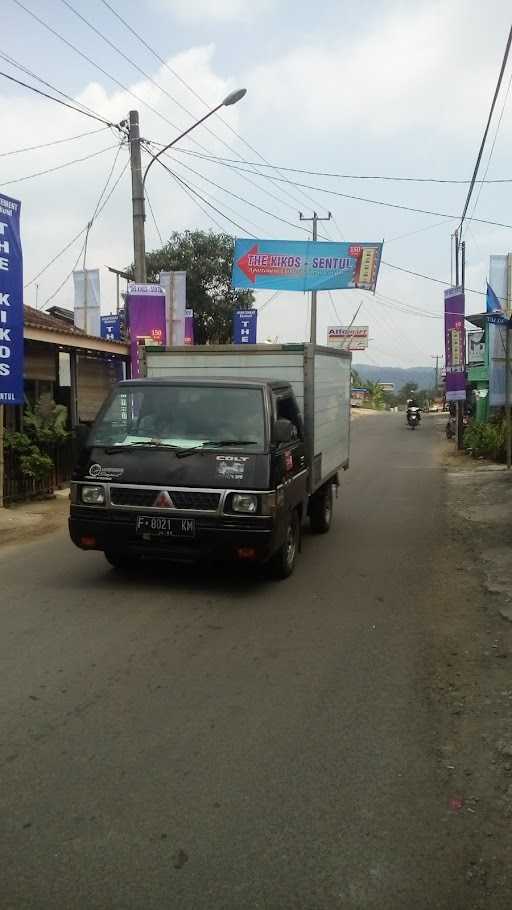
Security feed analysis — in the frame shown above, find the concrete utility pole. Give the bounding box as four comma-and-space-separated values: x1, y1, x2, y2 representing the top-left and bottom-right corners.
431, 354, 441, 393
299, 211, 332, 344
129, 110, 146, 284
457, 240, 466, 450
129, 90, 247, 288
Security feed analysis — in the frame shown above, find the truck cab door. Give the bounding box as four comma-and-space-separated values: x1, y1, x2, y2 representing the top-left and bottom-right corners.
271, 390, 308, 513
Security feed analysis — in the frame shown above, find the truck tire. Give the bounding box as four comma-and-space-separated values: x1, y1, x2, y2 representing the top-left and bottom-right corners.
104, 550, 139, 571
268, 509, 299, 580
309, 483, 333, 534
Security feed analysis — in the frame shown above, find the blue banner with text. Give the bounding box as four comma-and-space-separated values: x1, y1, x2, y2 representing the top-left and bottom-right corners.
0, 193, 23, 405
233, 309, 257, 344
101, 314, 122, 341
232, 238, 383, 292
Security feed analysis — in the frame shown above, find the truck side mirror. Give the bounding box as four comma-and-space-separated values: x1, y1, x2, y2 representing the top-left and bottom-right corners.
273, 418, 293, 445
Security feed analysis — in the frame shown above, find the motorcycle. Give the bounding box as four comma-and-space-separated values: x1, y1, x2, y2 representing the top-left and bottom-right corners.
407, 407, 421, 430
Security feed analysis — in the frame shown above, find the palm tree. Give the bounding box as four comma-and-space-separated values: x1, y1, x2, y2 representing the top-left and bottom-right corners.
365, 381, 385, 410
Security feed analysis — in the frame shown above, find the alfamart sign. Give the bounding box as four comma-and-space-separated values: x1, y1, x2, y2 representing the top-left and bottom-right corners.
0, 193, 23, 405
327, 325, 369, 350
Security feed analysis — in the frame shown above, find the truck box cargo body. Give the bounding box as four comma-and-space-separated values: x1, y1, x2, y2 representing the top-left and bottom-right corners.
145, 344, 351, 492
69, 344, 351, 579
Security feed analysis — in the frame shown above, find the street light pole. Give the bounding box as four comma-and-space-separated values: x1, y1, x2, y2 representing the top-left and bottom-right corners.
130, 88, 247, 287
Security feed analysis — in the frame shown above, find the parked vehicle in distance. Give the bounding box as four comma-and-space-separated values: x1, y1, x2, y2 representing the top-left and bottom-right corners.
69, 344, 351, 579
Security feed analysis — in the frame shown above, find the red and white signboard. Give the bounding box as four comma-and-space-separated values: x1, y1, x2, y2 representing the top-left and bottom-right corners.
327, 325, 369, 351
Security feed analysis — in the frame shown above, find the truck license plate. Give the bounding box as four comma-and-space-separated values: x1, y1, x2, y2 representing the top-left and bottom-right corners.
135, 516, 196, 538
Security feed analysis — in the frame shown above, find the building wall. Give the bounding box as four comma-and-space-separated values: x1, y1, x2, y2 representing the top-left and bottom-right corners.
77, 355, 121, 422
24, 342, 57, 383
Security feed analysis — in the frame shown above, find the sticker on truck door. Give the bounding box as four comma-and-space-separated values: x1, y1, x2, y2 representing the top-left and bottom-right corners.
216, 456, 250, 481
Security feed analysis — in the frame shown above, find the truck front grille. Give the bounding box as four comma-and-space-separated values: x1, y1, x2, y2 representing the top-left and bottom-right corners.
110, 487, 221, 511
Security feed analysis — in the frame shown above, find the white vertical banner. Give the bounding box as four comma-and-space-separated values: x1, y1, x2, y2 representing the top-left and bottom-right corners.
159, 270, 187, 345
159, 271, 172, 346
73, 268, 101, 336
488, 254, 510, 406
171, 271, 187, 346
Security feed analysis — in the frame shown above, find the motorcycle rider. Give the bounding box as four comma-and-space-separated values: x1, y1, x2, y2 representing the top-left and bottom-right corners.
406, 397, 421, 425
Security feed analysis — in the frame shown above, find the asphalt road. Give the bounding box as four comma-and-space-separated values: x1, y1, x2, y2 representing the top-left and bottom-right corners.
1, 414, 475, 909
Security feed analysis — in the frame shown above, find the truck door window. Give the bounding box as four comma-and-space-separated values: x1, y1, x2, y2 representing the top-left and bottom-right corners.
273, 392, 301, 440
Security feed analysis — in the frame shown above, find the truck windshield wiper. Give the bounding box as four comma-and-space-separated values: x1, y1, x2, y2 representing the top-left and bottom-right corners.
104, 441, 180, 454
176, 440, 256, 459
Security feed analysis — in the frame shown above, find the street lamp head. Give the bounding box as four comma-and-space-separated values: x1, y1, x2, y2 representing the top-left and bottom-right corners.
223, 88, 247, 106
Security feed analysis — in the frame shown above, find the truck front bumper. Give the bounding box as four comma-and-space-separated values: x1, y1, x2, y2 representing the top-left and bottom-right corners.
69, 506, 276, 564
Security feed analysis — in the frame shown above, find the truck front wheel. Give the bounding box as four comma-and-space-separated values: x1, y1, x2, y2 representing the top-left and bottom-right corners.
268, 509, 299, 580
309, 483, 333, 534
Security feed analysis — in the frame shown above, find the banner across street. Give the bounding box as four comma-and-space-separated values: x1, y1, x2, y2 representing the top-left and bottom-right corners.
232, 238, 383, 292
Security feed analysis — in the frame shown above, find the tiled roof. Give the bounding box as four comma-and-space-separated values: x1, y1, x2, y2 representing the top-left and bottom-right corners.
24, 305, 86, 335
23, 305, 127, 350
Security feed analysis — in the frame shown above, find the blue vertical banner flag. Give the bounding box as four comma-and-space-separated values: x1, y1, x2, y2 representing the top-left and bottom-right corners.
100, 314, 122, 341
233, 309, 257, 344
0, 193, 23, 404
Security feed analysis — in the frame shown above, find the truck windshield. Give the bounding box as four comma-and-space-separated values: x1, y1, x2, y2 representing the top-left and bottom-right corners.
89, 385, 266, 450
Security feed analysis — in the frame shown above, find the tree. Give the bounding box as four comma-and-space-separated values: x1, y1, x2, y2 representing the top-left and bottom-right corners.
351, 367, 364, 388
365, 381, 385, 410
133, 231, 254, 344
397, 382, 418, 404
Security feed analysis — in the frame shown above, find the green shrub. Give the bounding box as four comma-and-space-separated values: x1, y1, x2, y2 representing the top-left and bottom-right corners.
464, 418, 505, 461
3, 399, 69, 488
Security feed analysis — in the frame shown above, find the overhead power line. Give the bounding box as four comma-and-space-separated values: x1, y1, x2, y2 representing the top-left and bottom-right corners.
39, 155, 130, 307
172, 147, 512, 185
0, 48, 125, 130
0, 126, 109, 157
164, 150, 512, 231
467, 65, 512, 229
13, 0, 322, 222
153, 156, 258, 237
145, 190, 164, 246
149, 143, 332, 239
381, 259, 489, 300
459, 25, 512, 234
3, 142, 121, 186
11, 0, 186, 134
25, 227, 86, 288
0, 68, 119, 129
98, 0, 332, 218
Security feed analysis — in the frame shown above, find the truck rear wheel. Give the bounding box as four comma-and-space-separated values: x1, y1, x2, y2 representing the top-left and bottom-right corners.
268, 510, 299, 580
310, 483, 333, 534
105, 550, 139, 571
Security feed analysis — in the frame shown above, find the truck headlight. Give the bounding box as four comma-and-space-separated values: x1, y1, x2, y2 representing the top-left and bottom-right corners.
232, 493, 258, 514
81, 484, 106, 505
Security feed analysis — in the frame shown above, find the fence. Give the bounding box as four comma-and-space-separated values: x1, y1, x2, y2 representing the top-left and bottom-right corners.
3, 439, 75, 504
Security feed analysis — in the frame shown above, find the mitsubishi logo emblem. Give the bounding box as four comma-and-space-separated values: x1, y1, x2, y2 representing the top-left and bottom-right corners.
153, 490, 175, 509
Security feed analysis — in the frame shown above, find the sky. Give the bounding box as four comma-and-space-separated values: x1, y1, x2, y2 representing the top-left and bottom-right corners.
1, 0, 512, 369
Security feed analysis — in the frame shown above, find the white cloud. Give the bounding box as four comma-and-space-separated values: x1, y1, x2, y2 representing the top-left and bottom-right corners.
156, 0, 271, 23
1, 44, 240, 311
246, 3, 505, 138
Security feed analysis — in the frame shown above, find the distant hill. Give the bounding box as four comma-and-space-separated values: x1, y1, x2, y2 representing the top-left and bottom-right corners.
353, 364, 435, 391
